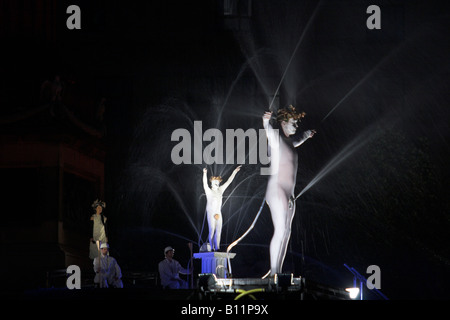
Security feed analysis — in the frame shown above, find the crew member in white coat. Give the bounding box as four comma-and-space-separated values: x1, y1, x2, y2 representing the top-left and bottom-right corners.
158, 246, 191, 289
93, 243, 123, 288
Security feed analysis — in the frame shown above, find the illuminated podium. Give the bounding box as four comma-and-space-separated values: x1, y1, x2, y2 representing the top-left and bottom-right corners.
193, 252, 236, 278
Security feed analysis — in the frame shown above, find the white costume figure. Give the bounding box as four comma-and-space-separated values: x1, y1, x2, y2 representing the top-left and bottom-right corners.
158, 246, 191, 289
89, 199, 108, 259
203, 166, 241, 251
263, 106, 315, 276
93, 243, 123, 288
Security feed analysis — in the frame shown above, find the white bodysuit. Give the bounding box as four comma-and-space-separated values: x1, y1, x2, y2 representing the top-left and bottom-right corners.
203, 167, 240, 251
263, 114, 313, 276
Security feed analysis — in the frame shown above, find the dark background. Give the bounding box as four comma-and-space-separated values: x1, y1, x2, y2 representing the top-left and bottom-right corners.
1, 0, 449, 299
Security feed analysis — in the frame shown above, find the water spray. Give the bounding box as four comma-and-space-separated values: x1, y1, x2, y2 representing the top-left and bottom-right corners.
269, 1, 322, 111
295, 117, 391, 203
321, 39, 407, 122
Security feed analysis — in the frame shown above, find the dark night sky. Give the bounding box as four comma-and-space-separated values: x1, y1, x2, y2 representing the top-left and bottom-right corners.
1, 0, 450, 299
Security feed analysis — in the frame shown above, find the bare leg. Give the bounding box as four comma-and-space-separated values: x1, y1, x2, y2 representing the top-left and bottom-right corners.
207, 213, 216, 251
214, 214, 223, 251
267, 189, 295, 276
276, 197, 295, 275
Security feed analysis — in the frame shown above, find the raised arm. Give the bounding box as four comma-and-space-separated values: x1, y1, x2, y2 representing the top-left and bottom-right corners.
262, 111, 279, 149
220, 166, 241, 191
293, 129, 316, 148
203, 168, 210, 192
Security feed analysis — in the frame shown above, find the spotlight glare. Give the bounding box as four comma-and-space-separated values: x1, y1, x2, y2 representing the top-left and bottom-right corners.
345, 287, 360, 299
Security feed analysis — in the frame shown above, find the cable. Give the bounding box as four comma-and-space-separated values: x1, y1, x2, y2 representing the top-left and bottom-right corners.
235, 289, 257, 300
226, 197, 266, 277
234, 288, 265, 300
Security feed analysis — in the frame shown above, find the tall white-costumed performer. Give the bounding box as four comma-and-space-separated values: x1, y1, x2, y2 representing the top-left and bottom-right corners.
203, 165, 241, 251
263, 106, 315, 277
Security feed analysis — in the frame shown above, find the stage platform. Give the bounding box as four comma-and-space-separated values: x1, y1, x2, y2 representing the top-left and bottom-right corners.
193, 252, 236, 278
16, 275, 350, 300
196, 274, 350, 300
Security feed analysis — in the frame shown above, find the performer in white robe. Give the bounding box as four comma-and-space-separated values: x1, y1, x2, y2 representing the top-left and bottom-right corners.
89, 199, 107, 260
263, 106, 315, 276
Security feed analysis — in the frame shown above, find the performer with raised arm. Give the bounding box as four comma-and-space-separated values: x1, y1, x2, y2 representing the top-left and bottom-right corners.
203, 165, 241, 251
263, 105, 316, 277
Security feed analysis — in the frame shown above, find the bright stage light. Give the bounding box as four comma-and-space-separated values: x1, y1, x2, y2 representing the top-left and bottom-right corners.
345, 287, 360, 299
